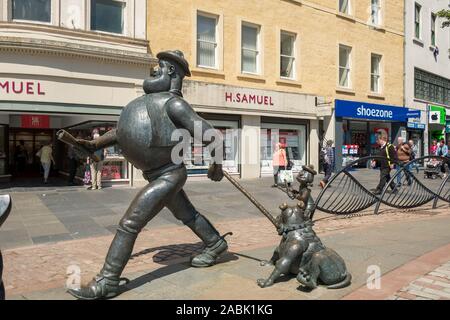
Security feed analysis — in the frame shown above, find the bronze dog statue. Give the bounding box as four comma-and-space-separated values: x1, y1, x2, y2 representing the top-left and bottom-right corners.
258, 201, 351, 290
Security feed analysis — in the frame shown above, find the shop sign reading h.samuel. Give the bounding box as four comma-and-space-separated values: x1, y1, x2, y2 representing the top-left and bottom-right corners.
335, 99, 415, 122
225, 92, 274, 106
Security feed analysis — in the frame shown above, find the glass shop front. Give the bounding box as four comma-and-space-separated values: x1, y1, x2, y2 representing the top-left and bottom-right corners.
335, 99, 421, 168
342, 120, 392, 167
64, 121, 129, 184
260, 120, 307, 175
184, 114, 240, 175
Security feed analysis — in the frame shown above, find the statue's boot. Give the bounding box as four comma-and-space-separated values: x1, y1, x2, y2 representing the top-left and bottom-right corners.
186, 213, 230, 267
67, 228, 137, 300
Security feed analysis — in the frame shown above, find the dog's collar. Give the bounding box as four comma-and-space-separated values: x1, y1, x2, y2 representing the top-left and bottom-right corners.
278, 221, 313, 235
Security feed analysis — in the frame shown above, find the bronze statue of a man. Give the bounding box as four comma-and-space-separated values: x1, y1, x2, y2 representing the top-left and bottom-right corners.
67, 50, 228, 300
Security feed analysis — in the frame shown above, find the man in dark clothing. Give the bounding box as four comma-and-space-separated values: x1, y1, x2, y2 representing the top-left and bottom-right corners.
371, 131, 397, 195
319, 140, 335, 188
15, 140, 27, 172
67, 145, 79, 186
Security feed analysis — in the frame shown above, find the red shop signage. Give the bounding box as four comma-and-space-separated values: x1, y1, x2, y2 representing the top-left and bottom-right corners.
225, 92, 274, 106
21, 115, 50, 129
0, 80, 45, 95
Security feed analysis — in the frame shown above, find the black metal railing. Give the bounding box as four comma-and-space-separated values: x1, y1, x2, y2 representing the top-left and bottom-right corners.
314, 155, 450, 218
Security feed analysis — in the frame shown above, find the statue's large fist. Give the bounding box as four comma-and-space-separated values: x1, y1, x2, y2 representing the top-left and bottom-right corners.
207, 163, 223, 182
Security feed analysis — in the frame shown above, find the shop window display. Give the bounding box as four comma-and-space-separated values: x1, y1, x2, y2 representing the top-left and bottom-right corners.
64, 122, 128, 182
342, 120, 392, 167
260, 125, 306, 175
185, 124, 239, 175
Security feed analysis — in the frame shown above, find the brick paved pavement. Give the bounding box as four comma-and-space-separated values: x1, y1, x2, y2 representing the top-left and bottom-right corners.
3, 205, 450, 299
1, 168, 449, 300
0, 169, 446, 249
389, 261, 450, 300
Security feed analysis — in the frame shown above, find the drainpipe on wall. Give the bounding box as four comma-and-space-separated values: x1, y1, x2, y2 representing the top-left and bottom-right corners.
403, 1, 407, 109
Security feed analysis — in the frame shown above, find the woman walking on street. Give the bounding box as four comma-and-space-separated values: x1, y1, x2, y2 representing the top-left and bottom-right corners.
408, 139, 420, 174
89, 132, 106, 190
36, 142, 55, 184
271, 142, 287, 188
430, 140, 438, 156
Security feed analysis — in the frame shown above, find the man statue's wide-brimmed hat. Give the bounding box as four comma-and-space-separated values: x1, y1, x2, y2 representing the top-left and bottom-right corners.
156, 50, 191, 77
302, 165, 317, 176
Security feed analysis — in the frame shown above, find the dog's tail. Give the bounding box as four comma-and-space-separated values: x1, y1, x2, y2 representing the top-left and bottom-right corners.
327, 273, 352, 289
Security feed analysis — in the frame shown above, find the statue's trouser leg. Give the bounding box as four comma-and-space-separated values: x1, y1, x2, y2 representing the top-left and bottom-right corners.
167, 190, 227, 267
68, 167, 186, 300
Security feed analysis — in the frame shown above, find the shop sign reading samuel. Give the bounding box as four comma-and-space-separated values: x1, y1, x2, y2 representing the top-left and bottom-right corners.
335, 99, 415, 122
0, 80, 45, 95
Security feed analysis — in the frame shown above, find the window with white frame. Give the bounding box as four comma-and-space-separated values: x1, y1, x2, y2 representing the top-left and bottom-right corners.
339, 44, 352, 88
91, 0, 125, 34
339, 0, 350, 15
280, 31, 296, 79
414, 3, 421, 39
241, 23, 260, 74
371, 54, 382, 93
431, 13, 437, 47
197, 14, 218, 69
12, 0, 51, 23
370, 0, 381, 26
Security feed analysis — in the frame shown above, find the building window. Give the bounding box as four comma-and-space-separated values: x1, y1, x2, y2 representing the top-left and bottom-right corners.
431, 13, 437, 47
339, 44, 352, 88
371, 54, 382, 93
339, 0, 350, 15
12, 0, 51, 23
370, 0, 381, 26
414, 3, 421, 39
197, 14, 218, 69
280, 31, 296, 79
241, 23, 260, 74
415, 68, 450, 106
91, 0, 125, 34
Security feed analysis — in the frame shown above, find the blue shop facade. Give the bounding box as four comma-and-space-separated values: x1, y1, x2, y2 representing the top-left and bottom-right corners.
334, 99, 425, 169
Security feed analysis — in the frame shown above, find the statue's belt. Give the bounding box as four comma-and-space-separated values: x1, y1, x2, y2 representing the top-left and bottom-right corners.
143, 163, 185, 181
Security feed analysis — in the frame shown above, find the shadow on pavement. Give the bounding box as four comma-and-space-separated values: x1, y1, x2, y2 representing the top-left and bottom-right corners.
0, 176, 85, 192
130, 242, 205, 264
118, 246, 240, 297
118, 262, 191, 296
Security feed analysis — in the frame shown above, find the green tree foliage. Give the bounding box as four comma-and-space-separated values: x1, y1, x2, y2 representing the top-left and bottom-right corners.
437, 9, 450, 28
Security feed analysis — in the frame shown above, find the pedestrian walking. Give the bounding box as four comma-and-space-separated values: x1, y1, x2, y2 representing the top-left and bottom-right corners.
67, 145, 79, 186
271, 142, 287, 188
319, 140, 335, 189
89, 133, 106, 190
436, 139, 449, 177
396, 137, 412, 187
409, 139, 420, 173
371, 131, 397, 195
430, 139, 438, 156
36, 142, 55, 184
14, 140, 28, 172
